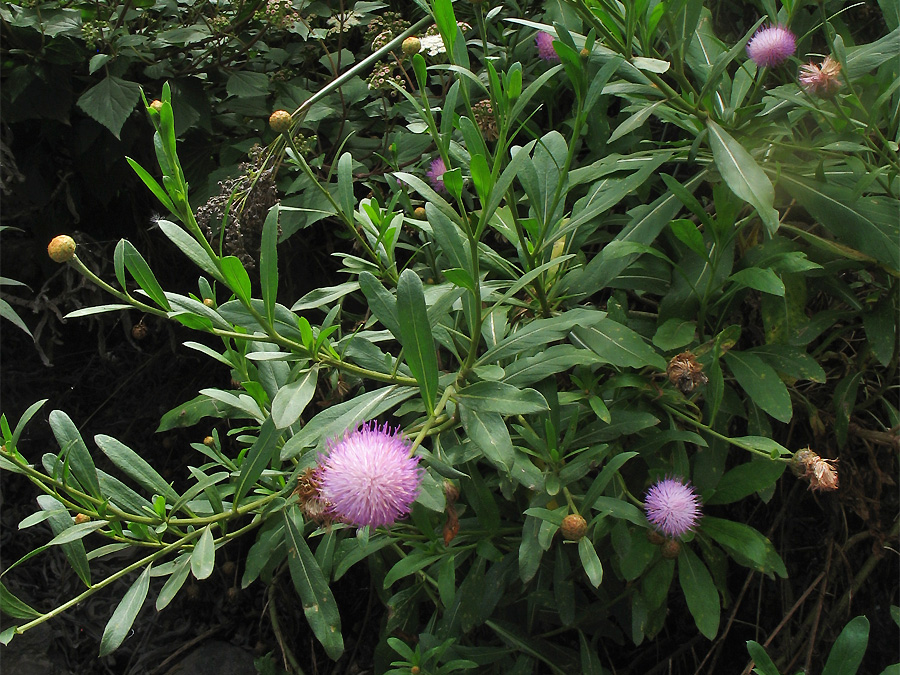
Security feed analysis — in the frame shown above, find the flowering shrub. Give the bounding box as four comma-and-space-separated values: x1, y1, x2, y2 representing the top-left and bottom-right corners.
1, 0, 898, 673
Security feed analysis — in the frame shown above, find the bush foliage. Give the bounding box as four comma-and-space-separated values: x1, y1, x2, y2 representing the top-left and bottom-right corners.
1, 0, 898, 673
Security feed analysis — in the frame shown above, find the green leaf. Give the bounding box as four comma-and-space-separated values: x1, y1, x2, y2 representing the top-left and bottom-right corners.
397, 269, 438, 414
469, 153, 492, 203
702, 517, 785, 576
653, 318, 696, 350
156, 555, 190, 611
190, 526, 215, 580
0, 298, 32, 338
47, 520, 107, 546
220, 256, 252, 303
578, 537, 603, 587
121, 240, 170, 310
822, 616, 869, 675
707, 120, 779, 234
156, 220, 223, 282
459, 407, 514, 472
233, 418, 282, 507
571, 319, 667, 370
126, 157, 177, 216
271, 367, 319, 429
0, 581, 41, 620
729, 268, 785, 296
608, 100, 665, 143
669, 218, 707, 258
750, 346, 826, 383
156, 393, 236, 432
36, 495, 91, 587
358, 272, 401, 339
707, 460, 786, 505
337, 152, 354, 219
98, 564, 151, 656
746, 640, 781, 675
724, 351, 792, 422
283, 506, 344, 660
432, 0, 457, 53
834, 372, 862, 447
226, 70, 269, 98
49, 410, 102, 499
76, 76, 141, 139
455, 382, 548, 415
260, 206, 279, 328
678, 545, 720, 639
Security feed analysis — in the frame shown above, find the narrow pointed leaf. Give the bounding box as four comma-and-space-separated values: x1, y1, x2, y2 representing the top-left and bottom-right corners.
260, 206, 279, 328
283, 506, 344, 660
272, 367, 319, 429
397, 269, 438, 414
98, 564, 151, 656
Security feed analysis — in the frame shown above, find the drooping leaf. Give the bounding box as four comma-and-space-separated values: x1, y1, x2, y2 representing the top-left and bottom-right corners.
98, 565, 151, 656
283, 506, 344, 660
678, 545, 720, 639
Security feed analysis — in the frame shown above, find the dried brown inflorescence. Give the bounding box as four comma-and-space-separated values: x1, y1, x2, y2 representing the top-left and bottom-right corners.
792, 447, 839, 491
666, 351, 708, 393
293, 467, 334, 525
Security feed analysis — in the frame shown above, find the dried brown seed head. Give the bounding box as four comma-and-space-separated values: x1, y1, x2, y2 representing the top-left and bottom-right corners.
792, 447, 838, 491
667, 351, 708, 393
661, 539, 682, 558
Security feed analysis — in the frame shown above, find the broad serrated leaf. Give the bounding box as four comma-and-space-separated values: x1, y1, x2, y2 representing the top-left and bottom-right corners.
77, 76, 141, 138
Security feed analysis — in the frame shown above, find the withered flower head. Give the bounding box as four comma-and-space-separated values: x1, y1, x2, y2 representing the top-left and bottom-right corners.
667, 351, 708, 393
792, 448, 839, 491
799, 55, 843, 97
293, 467, 333, 524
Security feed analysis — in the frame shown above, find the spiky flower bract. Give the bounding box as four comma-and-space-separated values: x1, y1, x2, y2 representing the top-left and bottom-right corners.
644, 476, 702, 538
535, 32, 560, 62
426, 157, 448, 194
746, 25, 796, 67
318, 422, 423, 528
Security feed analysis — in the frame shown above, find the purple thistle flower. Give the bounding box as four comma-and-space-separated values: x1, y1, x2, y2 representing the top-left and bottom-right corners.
426, 157, 448, 194
318, 422, 423, 528
746, 25, 796, 68
535, 32, 560, 62
644, 476, 702, 538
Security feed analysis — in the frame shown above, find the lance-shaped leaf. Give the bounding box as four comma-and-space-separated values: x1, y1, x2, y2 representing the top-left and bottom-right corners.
283, 506, 344, 660
707, 120, 779, 234
397, 269, 438, 414
99, 564, 151, 656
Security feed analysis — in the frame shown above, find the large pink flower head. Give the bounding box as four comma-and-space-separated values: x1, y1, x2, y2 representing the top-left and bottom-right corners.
318, 422, 423, 528
535, 32, 560, 62
426, 157, 448, 194
644, 476, 702, 538
746, 25, 796, 68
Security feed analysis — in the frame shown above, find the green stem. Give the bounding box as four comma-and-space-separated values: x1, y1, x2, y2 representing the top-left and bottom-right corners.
665, 405, 791, 462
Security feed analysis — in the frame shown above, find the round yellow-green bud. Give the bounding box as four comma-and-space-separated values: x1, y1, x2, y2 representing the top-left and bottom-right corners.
560, 514, 588, 541
150, 99, 163, 112
661, 539, 682, 559
402, 37, 421, 56
202, 298, 215, 308
203, 436, 215, 447
74, 513, 91, 525
579, 48, 590, 60
48, 235, 76, 263
413, 206, 426, 219
269, 110, 292, 133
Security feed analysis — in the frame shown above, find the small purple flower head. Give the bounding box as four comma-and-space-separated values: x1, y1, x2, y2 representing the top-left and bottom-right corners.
426, 157, 448, 194
644, 476, 702, 538
746, 25, 796, 68
535, 32, 560, 62
318, 422, 423, 528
